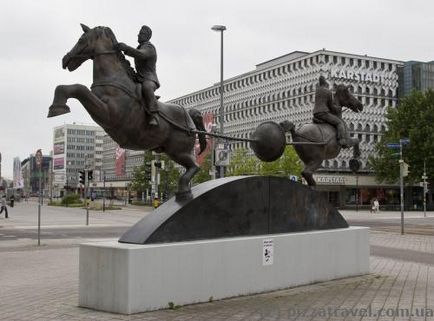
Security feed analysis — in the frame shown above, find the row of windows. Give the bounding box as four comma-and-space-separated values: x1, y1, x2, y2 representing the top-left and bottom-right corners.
174, 54, 398, 106
66, 129, 96, 136
326, 55, 394, 71
67, 137, 95, 143
210, 96, 393, 124
66, 153, 94, 159
208, 86, 395, 117
67, 145, 94, 151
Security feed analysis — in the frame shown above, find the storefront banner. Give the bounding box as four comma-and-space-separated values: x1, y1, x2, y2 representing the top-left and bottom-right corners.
53, 157, 64, 170
115, 146, 126, 177
53, 127, 65, 143
195, 112, 214, 165
53, 142, 65, 155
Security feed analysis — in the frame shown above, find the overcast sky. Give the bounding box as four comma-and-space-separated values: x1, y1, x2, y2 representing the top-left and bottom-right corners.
0, 0, 433, 179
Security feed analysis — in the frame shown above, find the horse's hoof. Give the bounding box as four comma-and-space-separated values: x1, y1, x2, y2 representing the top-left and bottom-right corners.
47, 104, 71, 118
175, 190, 193, 202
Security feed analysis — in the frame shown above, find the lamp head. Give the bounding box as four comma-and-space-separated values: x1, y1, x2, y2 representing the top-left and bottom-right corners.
211, 25, 226, 31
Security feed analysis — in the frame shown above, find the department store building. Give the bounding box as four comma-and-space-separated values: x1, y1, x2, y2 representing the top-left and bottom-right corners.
169, 49, 411, 208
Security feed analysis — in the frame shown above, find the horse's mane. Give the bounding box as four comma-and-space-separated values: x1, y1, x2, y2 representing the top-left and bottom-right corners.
96, 27, 138, 82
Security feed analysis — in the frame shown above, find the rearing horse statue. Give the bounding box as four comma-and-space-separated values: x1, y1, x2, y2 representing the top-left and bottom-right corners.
48, 24, 206, 200
281, 83, 363, 186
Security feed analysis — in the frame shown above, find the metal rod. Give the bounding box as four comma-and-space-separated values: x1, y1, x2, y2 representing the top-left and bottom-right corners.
287, 142, 327, 146
103, 171, 106, 212
85, 155, 89, 226
191, 129, 326, 145
218, 29, 225, 179
423, 160, 427, 218
38, 169, 42, 246
86, 169, 89, 226
400, 141, 404, 235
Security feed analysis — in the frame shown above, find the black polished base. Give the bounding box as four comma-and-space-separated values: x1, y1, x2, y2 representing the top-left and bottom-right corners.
119, 176, 348, 244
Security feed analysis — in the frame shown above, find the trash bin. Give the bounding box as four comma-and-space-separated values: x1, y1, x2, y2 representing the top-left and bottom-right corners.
153, 197, 160, 209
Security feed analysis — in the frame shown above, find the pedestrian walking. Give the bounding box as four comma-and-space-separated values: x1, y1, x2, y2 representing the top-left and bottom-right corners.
1, 195, 8, 218
10, 194, 15, 207
373, 198, 380, 213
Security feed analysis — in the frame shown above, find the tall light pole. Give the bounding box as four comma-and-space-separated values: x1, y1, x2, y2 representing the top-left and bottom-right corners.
423, 159, 428, 218
211, 24, 226, 178
210, 123, 217, 180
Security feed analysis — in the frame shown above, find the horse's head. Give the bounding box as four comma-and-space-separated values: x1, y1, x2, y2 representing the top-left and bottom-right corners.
62, 24, 117, 71
334, 84, 363, 113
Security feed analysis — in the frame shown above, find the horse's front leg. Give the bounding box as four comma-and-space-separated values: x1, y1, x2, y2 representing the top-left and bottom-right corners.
48, 84, 109, 123
352, 141, 361, 158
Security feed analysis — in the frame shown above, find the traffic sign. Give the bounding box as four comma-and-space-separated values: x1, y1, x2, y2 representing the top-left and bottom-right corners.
215, 148, 230, 166
400, 138, 410, 145
386, 143, 400, 149
289, 175, 298, 182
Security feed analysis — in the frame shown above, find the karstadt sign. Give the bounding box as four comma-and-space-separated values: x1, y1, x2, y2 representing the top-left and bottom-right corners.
330, 68, 384, 83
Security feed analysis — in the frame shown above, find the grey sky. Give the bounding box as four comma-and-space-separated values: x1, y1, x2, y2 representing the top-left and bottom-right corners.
0, 0, 433, 179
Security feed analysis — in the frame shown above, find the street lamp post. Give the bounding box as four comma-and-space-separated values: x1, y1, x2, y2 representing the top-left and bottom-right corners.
423, 160, 427, 218
102, 170, 106, 212
211, 24, 226, 179
210, 123, 217, 180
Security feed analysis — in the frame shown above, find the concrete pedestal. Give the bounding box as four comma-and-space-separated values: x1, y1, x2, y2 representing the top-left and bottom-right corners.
79, 226, 369, 314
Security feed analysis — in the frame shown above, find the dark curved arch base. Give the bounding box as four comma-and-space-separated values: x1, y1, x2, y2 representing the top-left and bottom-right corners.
119, 176, 348, 244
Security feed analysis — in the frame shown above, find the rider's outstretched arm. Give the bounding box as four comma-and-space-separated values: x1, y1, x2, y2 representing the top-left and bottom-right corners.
116, 43, 154, 60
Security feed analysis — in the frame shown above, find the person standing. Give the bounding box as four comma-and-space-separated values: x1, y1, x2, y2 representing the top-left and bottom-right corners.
0, 195, 8, 218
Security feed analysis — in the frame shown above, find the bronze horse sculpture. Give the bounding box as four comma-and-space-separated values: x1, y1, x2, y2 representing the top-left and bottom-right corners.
48, 24, 206, 200
281, 84, 363, 186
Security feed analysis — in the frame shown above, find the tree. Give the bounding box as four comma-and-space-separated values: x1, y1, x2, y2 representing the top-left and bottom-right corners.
227, 147, 302, 178
130, 151, 153, 194
227, 148, 259, 176
130, 152, 181, 199
192, 152, 212, 184
369, 90, 434, 185
159, 154, 181, 198
259, 146, 303, 177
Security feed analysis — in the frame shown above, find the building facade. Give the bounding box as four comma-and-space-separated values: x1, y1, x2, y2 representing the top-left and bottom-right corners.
21, 154, 52, 196
169, 49, 402, 173
168, 49, 404, 208
400, 60, 434, 96
101, 134, 145, 182
52, 123, 105, 196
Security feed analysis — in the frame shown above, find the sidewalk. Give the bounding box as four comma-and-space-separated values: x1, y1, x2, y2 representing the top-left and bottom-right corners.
0, 205, 433, 320
0, 201, 151, 251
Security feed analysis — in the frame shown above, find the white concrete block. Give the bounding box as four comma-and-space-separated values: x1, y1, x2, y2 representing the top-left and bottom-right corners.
79, 226, 369, 314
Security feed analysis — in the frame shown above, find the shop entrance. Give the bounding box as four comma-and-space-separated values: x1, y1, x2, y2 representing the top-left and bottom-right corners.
328, 191, 340, 207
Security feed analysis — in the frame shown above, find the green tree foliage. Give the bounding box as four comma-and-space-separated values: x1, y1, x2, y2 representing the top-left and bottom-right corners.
227, 147, 302, 178
130, 152, 181, 198
227, 148, 259, 176
369, 90, 434, 184
130, 151, 153, 193
159, 153, 181, 197
192, 153, 212, 184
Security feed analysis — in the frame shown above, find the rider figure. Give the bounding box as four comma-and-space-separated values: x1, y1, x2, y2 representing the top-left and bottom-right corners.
313, 76, 349, 146
116, 25, 160, 126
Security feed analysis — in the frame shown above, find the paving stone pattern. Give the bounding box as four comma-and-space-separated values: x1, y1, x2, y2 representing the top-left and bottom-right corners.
0, 230, 433, 321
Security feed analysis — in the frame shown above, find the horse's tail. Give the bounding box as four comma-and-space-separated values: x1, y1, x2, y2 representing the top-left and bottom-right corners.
188, 109, 207, 155
279, 120, 296, 137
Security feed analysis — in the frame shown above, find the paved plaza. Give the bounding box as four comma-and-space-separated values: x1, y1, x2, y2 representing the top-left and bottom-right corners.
0, 202, 433, 320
